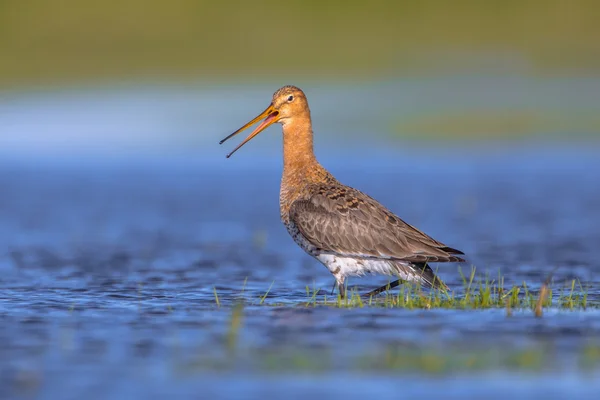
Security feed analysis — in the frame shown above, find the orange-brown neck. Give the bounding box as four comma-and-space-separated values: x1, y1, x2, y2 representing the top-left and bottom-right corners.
279, 114, 338, 224
281, 116, 317, 177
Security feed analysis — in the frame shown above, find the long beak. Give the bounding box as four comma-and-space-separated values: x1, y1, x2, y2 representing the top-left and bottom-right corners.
219, 104, 280, 158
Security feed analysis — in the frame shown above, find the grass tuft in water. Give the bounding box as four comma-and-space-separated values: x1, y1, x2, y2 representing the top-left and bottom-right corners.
226, 303, 243, 353
213, 287, 220, 308
260, 281, 275, 305
218, 267, 595, 311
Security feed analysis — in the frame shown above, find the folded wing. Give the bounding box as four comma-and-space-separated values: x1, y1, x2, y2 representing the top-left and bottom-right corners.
289, 184, 465, 264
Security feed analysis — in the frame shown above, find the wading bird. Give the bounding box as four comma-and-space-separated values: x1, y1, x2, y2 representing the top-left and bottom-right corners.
220, 86, 464, 298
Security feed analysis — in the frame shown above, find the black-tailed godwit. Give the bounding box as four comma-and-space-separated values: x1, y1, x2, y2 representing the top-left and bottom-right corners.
220, 85, 465, 298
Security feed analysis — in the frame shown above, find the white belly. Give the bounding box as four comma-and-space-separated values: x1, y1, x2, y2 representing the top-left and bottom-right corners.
315, 253, 401, 278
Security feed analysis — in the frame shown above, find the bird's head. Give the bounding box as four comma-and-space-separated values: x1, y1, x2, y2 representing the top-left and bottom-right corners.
220, 85, 308, 158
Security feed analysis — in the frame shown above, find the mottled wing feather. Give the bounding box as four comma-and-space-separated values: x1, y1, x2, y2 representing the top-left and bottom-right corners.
289, 184, 465, 264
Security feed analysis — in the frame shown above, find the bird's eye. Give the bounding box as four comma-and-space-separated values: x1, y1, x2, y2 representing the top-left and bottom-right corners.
287, 95, 294, 102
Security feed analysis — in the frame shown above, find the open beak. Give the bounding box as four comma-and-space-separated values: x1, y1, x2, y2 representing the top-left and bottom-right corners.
219, 104, 280, 158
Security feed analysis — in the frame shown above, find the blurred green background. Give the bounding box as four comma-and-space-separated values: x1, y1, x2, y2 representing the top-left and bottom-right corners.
0, 0, 599, 155
1, 0, 599, 88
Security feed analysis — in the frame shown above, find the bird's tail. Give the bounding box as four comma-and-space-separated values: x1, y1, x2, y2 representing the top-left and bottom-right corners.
408, 262, 449, 291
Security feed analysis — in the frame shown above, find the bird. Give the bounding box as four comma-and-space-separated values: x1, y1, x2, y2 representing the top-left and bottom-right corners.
220, 85, 465, 298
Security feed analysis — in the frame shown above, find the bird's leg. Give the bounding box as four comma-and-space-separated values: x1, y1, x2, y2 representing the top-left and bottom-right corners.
334, 274, 346, 299
330, 280, 337, 296
338, 282, 346, 299
364, 279, 402, 297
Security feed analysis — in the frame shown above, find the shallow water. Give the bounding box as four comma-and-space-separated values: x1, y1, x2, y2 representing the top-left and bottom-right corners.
1, 79, 600, 399
1, 146, 600, 399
